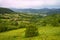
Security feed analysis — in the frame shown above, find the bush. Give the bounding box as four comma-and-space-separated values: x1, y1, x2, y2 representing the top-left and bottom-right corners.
0, 25, 8, 32
25, 24, 39, 37
11, 21, 18, 26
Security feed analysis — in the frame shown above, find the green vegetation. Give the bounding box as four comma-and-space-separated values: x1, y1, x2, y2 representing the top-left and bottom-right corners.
0, 8, 14, 14
39, 14, 60, 26
0, 9, 60, 40
0, 27, 60, 40
0, 13, 42, 32
25, 25, 39, 37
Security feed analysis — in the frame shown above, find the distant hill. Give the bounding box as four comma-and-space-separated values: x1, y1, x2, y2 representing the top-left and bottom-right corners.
0, 7, 60, 15
11, 8, 60, 15
0, 7, 14, 14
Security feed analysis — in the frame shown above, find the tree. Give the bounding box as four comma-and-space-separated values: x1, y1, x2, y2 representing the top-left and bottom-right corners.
25, 24, 39, 37
0, 23, 8, 32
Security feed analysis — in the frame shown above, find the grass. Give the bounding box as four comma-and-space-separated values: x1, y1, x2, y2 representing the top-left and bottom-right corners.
0, 27, 60, 40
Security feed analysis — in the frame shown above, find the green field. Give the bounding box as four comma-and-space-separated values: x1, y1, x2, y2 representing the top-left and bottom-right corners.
0, 26, 60, 40
0, 13, 60, 40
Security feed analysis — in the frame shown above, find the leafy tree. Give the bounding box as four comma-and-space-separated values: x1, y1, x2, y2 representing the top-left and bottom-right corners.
0, 23, 8, 32
25, 24, 39, 37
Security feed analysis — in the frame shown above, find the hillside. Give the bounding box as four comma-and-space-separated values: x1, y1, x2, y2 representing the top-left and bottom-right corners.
0, 13, 42, 32
0, 8, 60, 40
39, 14, 60, 26
0, 13, 60, 40
0, 13, 60, 32
0, 27, 60, 40
0, 7, 14, 14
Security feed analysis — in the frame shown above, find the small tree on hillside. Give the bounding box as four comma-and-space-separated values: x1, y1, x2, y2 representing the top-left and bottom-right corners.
25, 24, 39, 37
0, 24, 8, 32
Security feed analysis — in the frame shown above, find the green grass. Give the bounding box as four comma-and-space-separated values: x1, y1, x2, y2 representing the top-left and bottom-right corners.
0, 27, 60, 40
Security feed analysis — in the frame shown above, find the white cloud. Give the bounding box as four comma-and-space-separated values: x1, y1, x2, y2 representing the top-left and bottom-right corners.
0, 0, 60, 8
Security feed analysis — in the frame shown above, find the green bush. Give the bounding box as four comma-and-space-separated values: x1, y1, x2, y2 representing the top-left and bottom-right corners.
25, 24, 39, 37
0, 24, 8, 32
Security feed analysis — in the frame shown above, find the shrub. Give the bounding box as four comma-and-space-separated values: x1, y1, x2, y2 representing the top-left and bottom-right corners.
25, 24, 39, 37
0, 25, 8, 32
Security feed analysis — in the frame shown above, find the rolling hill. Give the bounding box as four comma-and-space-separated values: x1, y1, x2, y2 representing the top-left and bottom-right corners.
0, 8, 60, 40
11, 8, 60, 15
0, 7, 14, 14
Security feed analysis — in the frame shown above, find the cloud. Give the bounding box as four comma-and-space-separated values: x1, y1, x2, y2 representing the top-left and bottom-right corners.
0, 0, 60, 8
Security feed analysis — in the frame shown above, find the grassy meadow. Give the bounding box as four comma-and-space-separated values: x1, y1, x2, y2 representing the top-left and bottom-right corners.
0, 27, 60, 40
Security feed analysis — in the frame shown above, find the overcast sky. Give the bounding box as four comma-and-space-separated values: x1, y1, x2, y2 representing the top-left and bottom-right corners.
0, 0, 60, 9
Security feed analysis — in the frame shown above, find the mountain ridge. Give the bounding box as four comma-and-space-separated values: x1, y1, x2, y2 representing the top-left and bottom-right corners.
11, 8, 60, 15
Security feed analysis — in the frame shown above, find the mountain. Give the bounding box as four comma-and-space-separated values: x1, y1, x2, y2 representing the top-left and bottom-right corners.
11, 8, 60, 15
0, 7, 14, 14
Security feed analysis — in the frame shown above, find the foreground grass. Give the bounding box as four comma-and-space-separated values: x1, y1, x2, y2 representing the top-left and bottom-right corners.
0, 27, 60, 40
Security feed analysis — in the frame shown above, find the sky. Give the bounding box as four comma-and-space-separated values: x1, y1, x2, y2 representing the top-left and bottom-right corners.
0, 0, 60, 9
